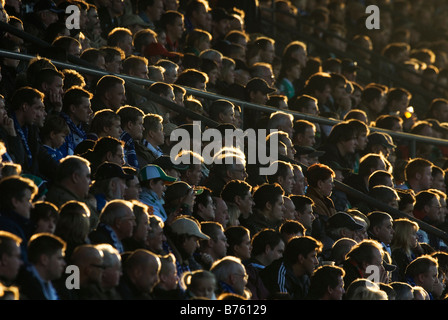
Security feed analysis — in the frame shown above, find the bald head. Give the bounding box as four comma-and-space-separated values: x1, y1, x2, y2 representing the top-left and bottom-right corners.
124, 249, 161, 294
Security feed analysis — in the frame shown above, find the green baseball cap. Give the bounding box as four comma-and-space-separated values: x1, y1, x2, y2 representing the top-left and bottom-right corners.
139, 164, 177, 183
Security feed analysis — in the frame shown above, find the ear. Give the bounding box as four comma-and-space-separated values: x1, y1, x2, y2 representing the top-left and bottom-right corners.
105, 151, 114, 162
277, 176, 285, 185
265, 201, 273, 211
39, 254, 49, 267
69, 104, 77, 114
234, 195, 242, 206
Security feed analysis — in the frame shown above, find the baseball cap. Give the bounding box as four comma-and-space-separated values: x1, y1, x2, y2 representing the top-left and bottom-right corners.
245, 77, 276, 94
211, 7, 234, 22
295, 146, 325, 158
327, 212, 365, 231
94, 162, 134, 181
367, 132, 396, 149
170, 216, 210, 240
341, 59, 360, 72
326, 161, 352, 173
34, 0, 64, 13
153, 155, 189, 172
139, 164, 177, 183
164, 181, 203, 204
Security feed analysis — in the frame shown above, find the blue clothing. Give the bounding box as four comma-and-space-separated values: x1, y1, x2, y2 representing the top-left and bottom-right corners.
59, 112, 87, 157
0, 210, 32, 265
29, 265, 59, 300
94, 193, 108, 213
139, 188, 167, 222
120, 131, 139, 169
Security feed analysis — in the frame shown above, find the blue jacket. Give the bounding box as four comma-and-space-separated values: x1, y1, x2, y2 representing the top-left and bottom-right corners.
139, 188, 167, 222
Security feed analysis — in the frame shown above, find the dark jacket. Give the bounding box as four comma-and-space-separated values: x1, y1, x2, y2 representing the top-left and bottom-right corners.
0, 209, 32, 264
117, 273, 153, 300
45, 183, 99, 231
242, 210, 281, 238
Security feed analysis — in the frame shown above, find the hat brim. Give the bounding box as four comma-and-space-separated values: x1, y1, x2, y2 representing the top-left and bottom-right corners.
383, 261, 397, 272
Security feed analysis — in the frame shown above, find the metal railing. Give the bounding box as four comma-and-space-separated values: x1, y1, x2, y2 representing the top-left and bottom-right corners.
2, 21, 448, 243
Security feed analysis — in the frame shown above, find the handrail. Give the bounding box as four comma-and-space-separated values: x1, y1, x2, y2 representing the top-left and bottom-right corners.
1, 50, 447, 244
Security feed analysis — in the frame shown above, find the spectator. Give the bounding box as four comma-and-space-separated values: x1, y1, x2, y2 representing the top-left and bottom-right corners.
390, 218, 420, 282
261, 236, 322, 299
243, 183, 285, 237
89, 162, 133, 213
0, 231, 23, 287
89, 199, 136, 253
0, 175, 38, 264
196, 221, 228, 270
54, 200, 91, 262
405, 254, 439, 299
117, 248, 161, 299
210, 255, 251, 299
121, 200, 151, 251
117, 105, 145, 169
307, 264, 346, 300
138, 164, 176, 222
135, 113, 165, 168
15, 233, 66, 300
91, 75, 126, 113
59, 86, 92, 157
164, 215, 209, 280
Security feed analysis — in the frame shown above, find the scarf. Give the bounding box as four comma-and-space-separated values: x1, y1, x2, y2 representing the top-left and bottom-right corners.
60, 112, 87, 156
12, 112, 32, 168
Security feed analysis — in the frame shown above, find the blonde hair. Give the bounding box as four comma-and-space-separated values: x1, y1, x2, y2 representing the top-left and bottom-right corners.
390, 218, 419, 256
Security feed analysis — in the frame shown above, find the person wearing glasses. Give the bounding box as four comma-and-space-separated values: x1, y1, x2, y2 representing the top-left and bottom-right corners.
210, 255, 251, 299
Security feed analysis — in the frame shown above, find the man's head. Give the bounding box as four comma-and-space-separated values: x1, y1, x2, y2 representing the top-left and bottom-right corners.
107, 27, 134, 57
0, 175, 38, 218
405, 158, 434, 193
267, 111, 294, 139
308, 265, 346, 300
0, 231, 23, 285
290, 195, 315, 230
199, 221, 228, 260
253, 183, 285, 223
405, 255, 439, 293
123, 248, 161, 294
10, 86, 45, 126
27, 233, 67, 281
94, 75, 126, 111
245, 77, 276, 106
117, 105, 145, 141
56, 155, 92, 198
62, 86, 93, 125
142, 113, 164, 147
193, 187, 215, 221
367, 211, 394, 245
210, 255, 249, 297
209, 99, 235, 124
283, 236, 322, 276
220, 180, 254, 216
266, 160, 295, 195
122, 55, 149, 80
99, 199, 136, 240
